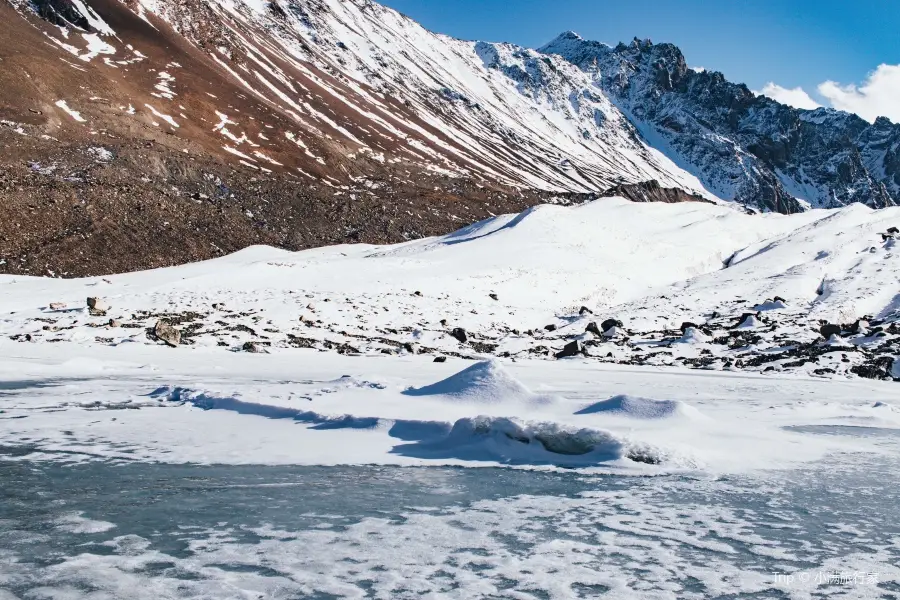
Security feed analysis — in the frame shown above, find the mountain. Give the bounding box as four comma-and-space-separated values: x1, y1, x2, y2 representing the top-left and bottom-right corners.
540, 32, 900, 213
0, 0, 710, 276
2, 0, 899, 278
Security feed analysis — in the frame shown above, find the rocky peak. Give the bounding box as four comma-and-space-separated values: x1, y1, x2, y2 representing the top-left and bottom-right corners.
540, 32, 900, 212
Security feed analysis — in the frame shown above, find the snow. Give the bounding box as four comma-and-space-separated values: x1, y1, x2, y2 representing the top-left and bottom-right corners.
54, 100, 86, 122
0, 198, 898, 473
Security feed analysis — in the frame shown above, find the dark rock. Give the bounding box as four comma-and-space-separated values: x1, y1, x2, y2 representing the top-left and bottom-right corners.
489, 293, 499, 301
403, 342, 419, 354
680, 321, 699, 334
820, 323, 842, 339
579, 306, 593, 315
585, 321, 602, 337
433, 356, 447, 363
242, 341, 265, 353
439, 319, 448, 327
450, 327, 468, 343
108, 319, 121, 328
555, 340, 584, 359
601, 318, 622, 332
888, 227, 899, 234
544, 324, 557, 332
49, 302, 67, 311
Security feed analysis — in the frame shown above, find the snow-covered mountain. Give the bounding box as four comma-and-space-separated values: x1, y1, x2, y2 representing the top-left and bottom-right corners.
540, 32, 900, 212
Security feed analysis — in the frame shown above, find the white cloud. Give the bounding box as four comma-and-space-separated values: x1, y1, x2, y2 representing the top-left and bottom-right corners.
756, 82, 821, 110
817, 64, 900, 123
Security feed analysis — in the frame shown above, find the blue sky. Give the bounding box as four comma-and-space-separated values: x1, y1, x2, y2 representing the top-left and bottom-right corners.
380, 0, 900, 120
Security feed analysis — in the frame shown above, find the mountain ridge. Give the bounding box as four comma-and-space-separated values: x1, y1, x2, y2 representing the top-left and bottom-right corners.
539, 31, 900, 212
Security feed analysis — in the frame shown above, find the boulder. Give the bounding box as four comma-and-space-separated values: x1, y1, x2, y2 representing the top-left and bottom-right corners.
433, 356, 447, 363
544, 324, 557, 332
555, 340, 584, 359
601, 318, 622, 333
87, 297, 109, 316
108, 319, 121, 328
49, 302, 67, 311
489, 293, 499, 301
579, 306, 594, 315
154, 320, 181, 347
820, 323, 842, 339
242, 341, 265, 353
450, 327, 468, 344
403, 342, 419, 354
888, 226, 899, 234
680, 321, 699, 334
585, 322, 603, 337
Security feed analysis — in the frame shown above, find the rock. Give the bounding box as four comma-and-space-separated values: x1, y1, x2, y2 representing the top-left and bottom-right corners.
579, 306, 594, 315
154, 320, 181, 347
585, 322, 602, 337
555, 340, 584, 359
733, 312, 761, 328
403, 342, 419, 354
414, 290, 423, 297
433, 356, 447, 363
680, 321, 699, 334
602, 326, 621, 338
850, 319, 870, 334
888, 227, 899, 234
489, 293, 499, 301
544, 324, 557, 332
601, 318, 622, 333
242, 341, 265, 353
439, 319, 448, 327
450, 327, 468, 344
49, 302, 67, 311
773, 296, 786, 304
820, 323, 842, 339
306, 303, 315, 311
108, 319, 121, 328
86, 297, 107, 311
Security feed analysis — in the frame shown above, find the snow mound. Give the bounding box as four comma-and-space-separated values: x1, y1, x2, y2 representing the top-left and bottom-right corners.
393, 415, 627, 466
575, 395, 703, 420
403, 360, 557, 405
677, 327, 710, 344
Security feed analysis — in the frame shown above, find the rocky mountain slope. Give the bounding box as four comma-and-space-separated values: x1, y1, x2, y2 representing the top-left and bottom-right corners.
0, 0, 710, 276
541, 32, 900, 213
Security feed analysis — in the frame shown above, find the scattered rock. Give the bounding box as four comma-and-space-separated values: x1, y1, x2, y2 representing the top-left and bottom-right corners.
555, 340, 584, 359
153, 320, 181, 347
450, 327, 468, 344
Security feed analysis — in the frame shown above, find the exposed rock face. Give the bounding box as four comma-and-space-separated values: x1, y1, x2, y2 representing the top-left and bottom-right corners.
599, 180, 713, 205
541, 32, 900, 213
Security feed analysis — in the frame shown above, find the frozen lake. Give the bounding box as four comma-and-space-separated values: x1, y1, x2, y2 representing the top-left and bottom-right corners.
2, 453, 899, 599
